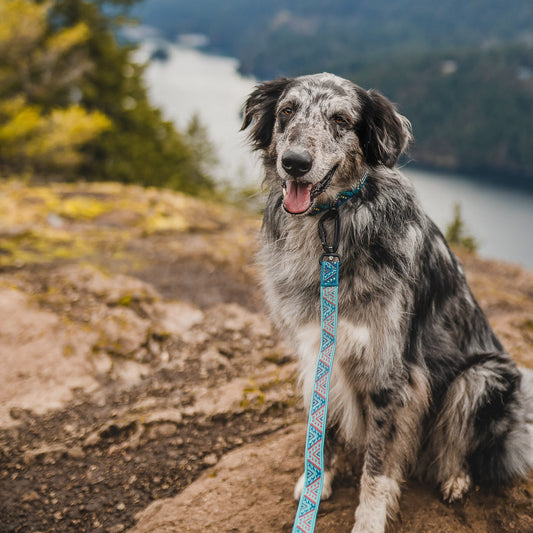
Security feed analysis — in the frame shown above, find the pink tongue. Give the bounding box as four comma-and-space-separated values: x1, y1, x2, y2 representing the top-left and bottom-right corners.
283, 181, 311, 214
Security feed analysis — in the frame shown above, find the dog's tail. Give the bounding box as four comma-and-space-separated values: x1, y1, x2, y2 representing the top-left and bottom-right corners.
466, 361, 533, 484
520, 366, 533, 424
490, 366, 533, 482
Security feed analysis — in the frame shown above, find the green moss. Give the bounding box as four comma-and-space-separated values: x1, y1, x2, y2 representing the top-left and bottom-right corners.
58, 196, 110, 220
523, 319, 533, 332
63, 344, 74, 357
0, 180, 260, 275
144, 211, 190, 234
117, 293, 132, 307
241, 385, 265, 408
0, 227, 99, 267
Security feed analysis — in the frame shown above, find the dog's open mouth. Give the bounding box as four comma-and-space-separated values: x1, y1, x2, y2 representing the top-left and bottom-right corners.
282, 165, 338, 215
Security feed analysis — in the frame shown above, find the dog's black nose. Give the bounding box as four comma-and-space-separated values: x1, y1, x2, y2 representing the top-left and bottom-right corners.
281, 150, 313, 177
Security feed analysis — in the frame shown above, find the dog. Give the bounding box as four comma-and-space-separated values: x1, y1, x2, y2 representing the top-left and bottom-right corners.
242, 73, 533, 533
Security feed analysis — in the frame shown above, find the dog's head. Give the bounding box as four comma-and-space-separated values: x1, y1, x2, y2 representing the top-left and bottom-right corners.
242, 73, 412, 215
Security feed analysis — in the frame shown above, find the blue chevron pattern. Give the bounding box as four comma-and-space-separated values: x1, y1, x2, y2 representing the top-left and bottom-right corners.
311, 391, 326, 412
307, 424, 322, 447
320, 260, 339, 287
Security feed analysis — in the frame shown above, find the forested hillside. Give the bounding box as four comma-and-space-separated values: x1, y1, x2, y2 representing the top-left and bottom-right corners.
132, 0, 533, 190
0, 0, 213, 194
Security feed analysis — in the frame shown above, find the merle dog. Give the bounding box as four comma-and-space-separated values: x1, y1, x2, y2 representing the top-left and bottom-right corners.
242, 73, 533, 533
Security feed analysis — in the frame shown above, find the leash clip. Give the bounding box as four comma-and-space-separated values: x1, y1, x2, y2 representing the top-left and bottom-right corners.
320, 252, 341, 265
318, 206, 341, 257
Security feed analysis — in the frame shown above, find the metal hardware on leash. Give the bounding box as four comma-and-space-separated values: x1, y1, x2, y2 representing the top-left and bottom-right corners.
317, 206, 341, 256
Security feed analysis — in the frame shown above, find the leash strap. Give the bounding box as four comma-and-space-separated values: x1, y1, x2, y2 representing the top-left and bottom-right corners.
292, 175, 366, 531
292, 250, 340, 533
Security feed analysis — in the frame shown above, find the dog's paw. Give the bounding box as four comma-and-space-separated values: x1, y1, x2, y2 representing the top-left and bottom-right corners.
294, 472, 305, 500
322, 469, 334, 500
441, 472, 471, 502
352, 505, 388, 533
293, 470, 334, 501
350, 521, 384, 533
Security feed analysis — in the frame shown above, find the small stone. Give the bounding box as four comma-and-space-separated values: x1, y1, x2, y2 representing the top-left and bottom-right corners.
21, 490, 40, 502
92, 351, 112, 374
145, 409, 183, 425
203, 453, 218, 466
200, 347, 232, 373
85, 501, 100, 513
63, 423, 76, 434
83, 430, 101, 447
155, 301, 204, 337
47, 213, 65, 228
147, 337, 161, 356
133, 347, 151, 363
67, 446, 85, 459
147, 423, 177, 440
9, 407, 31, 421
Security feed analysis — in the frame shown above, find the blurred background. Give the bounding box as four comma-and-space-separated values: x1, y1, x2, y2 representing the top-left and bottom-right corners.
2, 4, 533, 532
1, 0, 532, 266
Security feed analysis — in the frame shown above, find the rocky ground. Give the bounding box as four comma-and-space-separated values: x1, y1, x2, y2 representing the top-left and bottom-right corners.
0, 181, 531, 533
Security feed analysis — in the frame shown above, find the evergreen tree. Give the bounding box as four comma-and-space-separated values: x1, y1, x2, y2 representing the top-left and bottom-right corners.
48, 0, 215, 194
445, 203, 478, 253
0, 0, 110, 178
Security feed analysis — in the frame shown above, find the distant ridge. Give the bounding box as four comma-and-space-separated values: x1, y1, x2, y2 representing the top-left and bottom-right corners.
131, 0, 533, 190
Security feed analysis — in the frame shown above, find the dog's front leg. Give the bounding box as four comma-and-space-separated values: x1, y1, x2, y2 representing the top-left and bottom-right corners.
352, 468, 401, 533
294, 425, 340, 501
352, 420, 403, 533
352, 377, 428, 533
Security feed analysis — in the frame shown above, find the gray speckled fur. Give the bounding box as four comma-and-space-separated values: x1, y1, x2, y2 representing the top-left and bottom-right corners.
242, 73, 532, 533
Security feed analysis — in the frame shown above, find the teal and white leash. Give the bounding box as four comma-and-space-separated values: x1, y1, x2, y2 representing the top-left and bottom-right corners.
292, 175, 367, 533
292, 207, 341, 533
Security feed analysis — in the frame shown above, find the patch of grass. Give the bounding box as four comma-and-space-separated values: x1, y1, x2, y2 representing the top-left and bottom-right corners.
0, 180, 260, 274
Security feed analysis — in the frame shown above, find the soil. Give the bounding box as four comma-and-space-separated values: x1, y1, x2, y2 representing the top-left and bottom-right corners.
0, 181, 531, 533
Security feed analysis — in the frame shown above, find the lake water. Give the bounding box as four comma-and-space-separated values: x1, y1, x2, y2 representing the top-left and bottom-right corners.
134, 36, 533, 269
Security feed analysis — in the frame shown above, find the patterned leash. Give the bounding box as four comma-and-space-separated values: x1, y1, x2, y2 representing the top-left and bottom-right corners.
292, 208, 341, 533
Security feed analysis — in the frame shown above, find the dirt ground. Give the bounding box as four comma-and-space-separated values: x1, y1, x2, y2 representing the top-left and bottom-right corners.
0, 181, 532, 533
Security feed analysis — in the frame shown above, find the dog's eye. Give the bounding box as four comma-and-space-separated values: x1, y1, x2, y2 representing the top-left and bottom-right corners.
332, 114, 349, 126
280, 107, 293, 117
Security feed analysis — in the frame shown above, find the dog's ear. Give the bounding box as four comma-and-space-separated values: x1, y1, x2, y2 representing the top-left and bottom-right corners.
357, 89, 413, 168
241, 77, 293, 151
